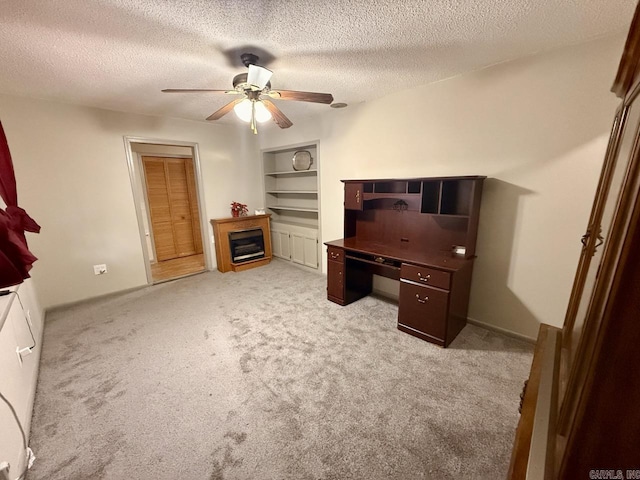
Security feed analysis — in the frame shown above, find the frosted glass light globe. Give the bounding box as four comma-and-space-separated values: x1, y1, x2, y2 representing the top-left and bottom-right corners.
233, 99, 252, 122
254, 100, 272, 123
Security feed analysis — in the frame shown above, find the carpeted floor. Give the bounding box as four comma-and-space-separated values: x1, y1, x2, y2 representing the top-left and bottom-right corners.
28, 260, 533, 480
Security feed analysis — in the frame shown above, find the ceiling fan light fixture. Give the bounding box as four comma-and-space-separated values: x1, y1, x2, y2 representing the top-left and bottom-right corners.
163, 51, 330, 131
254, 100, 272, 123
233, 98, 253, 122
233, 98, 272, 127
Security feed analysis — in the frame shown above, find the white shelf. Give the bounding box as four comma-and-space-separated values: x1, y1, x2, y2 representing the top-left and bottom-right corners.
265, 170, 318, 176
266, 190, 318, 194
267, 206, 319, 213
271, 220, 317, 230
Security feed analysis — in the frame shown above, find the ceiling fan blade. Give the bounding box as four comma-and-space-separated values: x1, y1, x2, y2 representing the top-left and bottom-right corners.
261, 99, 293, 129
206, 99, 244, 121
162, 89, 238, 94
247, 64, 273, 89
268, 90, 333, 104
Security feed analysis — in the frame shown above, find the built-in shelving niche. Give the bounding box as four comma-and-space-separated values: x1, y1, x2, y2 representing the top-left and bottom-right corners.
262, 142, 321, 270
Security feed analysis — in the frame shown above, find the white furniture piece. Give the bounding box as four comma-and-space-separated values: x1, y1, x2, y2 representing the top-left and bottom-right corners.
0, 281, 42, 480
262, 142, 320, 270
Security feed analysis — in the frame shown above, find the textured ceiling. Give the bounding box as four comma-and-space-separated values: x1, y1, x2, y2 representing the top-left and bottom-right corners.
0, 0, 635, 126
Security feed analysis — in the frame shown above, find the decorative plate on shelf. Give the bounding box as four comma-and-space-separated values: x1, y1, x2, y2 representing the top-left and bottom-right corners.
292, 150, 313, 171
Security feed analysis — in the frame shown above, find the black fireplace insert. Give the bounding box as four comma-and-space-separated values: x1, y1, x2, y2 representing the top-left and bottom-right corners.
228, 228, 265, 264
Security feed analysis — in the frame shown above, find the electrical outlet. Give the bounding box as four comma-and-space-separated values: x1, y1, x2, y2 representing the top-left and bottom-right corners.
93, 264, 107, 275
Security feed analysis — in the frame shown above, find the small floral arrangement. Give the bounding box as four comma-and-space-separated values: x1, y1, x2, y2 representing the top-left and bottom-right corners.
230, 201, 248, 217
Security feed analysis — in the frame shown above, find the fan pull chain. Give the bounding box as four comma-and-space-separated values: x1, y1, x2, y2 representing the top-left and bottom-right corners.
251, 100, 258, 134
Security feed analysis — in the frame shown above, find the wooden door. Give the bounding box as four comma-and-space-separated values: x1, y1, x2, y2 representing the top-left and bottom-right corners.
143, 156, 202, 262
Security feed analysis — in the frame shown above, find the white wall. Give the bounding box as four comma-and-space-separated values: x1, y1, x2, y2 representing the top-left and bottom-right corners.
260, 34, 625, 339
0, 96, 261, 309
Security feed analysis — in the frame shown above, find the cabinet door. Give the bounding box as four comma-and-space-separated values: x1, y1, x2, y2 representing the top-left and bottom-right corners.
291, 233, 305, 265
303, 236, 318, 268
344, 183, 363, 210
559, 103, 636, 425
271, 230, 281, 257
327, 260, 344, 301
272, 230, 290, 259
398, 282, 448, 341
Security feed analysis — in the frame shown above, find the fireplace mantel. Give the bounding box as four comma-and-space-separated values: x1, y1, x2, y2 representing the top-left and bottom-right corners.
210, 214, 272, 272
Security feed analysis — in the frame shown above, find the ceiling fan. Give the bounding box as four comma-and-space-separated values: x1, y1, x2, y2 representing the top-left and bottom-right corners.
162, 53, 334, 134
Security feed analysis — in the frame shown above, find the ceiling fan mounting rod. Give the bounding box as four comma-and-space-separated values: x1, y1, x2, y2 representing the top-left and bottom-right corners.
241, 53, 260, 67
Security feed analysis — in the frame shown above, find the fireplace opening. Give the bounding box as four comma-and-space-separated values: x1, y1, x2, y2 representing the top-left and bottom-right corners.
228, 228, 265, 264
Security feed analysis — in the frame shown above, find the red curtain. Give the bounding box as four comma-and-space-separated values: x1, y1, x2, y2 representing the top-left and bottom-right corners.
0, 121, 40, 288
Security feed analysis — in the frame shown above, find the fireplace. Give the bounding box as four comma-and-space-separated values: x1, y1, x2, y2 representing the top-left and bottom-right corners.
228, 228, 265, 263
210, 214, 272, 273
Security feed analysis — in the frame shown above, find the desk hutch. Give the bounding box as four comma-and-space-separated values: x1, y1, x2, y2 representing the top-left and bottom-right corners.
325, 176, 485, 347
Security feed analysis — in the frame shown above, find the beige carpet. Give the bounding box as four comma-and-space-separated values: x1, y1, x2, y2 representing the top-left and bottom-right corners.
28, 260, 533, 479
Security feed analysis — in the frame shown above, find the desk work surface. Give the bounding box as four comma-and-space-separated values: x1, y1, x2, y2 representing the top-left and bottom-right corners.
325, 238, 471, 272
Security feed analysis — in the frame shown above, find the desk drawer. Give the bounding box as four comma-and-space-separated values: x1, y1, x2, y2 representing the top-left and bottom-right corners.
398, 282, 448, 341
401, 264, 450, 290
327, 246, 344, 263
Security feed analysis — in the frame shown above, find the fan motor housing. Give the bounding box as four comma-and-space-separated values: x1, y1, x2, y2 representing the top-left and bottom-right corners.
233, 73, 270, 91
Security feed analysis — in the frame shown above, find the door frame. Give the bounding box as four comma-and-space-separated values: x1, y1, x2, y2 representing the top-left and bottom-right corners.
123, 136, 212, 284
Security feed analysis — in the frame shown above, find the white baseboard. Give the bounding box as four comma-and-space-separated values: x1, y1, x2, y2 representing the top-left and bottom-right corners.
45, 285, 147, 316
467, 316, 536, 344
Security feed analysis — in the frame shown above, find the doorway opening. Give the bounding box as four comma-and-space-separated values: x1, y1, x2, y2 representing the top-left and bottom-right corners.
124, 138, 210, 284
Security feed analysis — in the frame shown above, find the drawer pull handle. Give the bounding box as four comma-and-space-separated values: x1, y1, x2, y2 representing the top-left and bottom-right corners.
374, 257, 385, 263
330, 253, 340, 259
417, 272, 431, 282
415, 294, 429, 303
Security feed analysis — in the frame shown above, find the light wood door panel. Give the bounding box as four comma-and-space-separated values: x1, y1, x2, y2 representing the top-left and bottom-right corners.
186, 159, 203, 254
144, 158, 177, 261
167, 159, 196, 256
143, 156, 202, 262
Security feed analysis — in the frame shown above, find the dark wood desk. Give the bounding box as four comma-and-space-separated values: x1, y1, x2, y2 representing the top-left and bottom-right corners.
325, 238, 474, 347
325, 176, 485, 347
